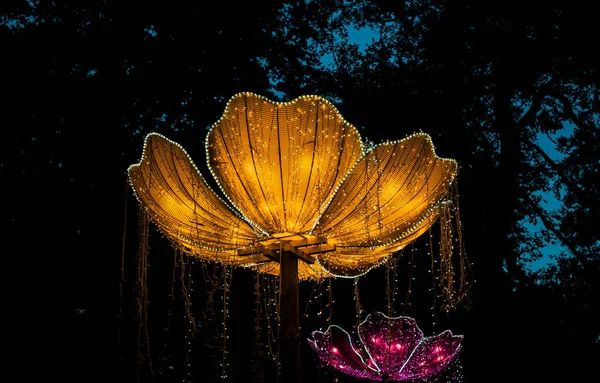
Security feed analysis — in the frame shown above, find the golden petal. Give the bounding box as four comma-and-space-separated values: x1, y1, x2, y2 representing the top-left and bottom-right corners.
251, 259, 331, 281
206, 92, 364, 235
314, 224, 433, 278
128, 133, 262, 264
314, 133, 457, 275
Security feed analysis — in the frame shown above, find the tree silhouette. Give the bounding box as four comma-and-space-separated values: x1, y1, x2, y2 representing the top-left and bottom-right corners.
3, 0, 597, 382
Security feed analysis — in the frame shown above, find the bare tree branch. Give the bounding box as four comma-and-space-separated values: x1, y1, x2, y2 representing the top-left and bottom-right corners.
517, 91, 545, 130
523, 138, 577, 189
560, 94, 595, 131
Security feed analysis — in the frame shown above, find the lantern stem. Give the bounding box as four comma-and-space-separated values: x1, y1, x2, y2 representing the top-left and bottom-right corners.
279, 249, 301, 383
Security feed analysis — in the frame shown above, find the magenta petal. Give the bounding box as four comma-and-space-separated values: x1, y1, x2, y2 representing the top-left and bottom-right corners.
309, 313, 463, 381
309, 326, 378, 380
359, 312, 423, 375
399, 330, 463, 380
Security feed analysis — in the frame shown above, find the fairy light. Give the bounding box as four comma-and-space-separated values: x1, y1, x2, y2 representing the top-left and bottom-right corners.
257, 273, 281, 374
391, 257, 400, 317
428, 227, 439, 328
385, 257, 400, 319
398, 243, 417, 316
251, 272, 265, 379
219, 266, 232, 380
327, 277, 333, 327
353, 278, 364, 333
181, 252, 196, 382
300, 278, 326, 330
134, 207, 153, 375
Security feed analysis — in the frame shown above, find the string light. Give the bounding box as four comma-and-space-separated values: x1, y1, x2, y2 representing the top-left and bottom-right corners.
353, 278, 364, 333
182, 251, 195, 382
134, 207, 153, 375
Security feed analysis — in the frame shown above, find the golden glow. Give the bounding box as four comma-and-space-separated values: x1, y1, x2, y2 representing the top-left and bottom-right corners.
206, 93, 363, 234
128, 92, 458, 280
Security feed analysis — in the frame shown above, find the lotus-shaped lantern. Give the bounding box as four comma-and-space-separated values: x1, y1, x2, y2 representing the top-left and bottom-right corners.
127, 92, 458, 280
309, 312, 463, 381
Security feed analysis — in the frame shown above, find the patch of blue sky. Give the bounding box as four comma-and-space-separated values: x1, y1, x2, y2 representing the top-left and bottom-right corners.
520, 121, 574, 273
320, 24, 377, 68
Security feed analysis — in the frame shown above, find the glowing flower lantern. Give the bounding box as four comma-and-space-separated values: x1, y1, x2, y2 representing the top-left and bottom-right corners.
127, 92, 458, 279
127, 92, 462, 381
309, 312, 463, 381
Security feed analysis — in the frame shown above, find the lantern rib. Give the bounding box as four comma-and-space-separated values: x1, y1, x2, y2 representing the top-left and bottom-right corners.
216, 118, 270, 233
314, 254, 390, 279
316, 133, 456, 249
357, 313, 423, 374
127, 133, 261, 255
317, 143, 402, 235
309, 124, 363, 235
276, 105, 286, 231
140, 140, 209, 228
161, 143, 234, 230
327, 144, 446, 244
293, 104, 319, 233
207, 93, 364, 237
246, 96, 280, 231
309, 324, 380, 374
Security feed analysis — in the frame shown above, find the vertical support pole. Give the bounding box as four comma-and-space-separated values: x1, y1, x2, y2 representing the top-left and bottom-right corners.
279, 249, 300, 383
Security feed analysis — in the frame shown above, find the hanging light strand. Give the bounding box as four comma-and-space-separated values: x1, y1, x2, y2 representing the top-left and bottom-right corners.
117, 177, 131, 377
118, 177, 129, 352
262, 274, 280, 373
327, 276, 333, 328
220, 266, 232, 380
429, 226, 439, 329
135, 207, 153, 375
353, 277, 364, 333
438, 181, 472, 312
401, 243, 416, 316
252, 272, 266, 379
180, 251, 196, 382
452, 180, 473, 307
300, 278, 323, 329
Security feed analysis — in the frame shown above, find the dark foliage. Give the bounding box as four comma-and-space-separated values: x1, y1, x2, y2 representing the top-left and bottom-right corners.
2, 1, 597, 382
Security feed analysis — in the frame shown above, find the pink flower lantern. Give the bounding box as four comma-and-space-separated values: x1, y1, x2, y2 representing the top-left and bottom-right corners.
308, 312, 463, 381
